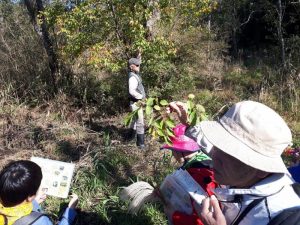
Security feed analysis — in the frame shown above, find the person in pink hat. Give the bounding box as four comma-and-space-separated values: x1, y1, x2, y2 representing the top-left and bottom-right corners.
161, 124, 217, 225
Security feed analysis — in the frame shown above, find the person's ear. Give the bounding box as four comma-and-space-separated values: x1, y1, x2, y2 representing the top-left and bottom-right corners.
256, 170, 270, 179
26, 195, 36, 202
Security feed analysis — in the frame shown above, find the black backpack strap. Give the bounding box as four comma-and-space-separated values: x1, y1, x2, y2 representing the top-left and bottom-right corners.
267, 183, 300, 225
13, 211, 45, 225
232, 197, 265, 225
268, 207, 300, 225
292, 183, 300, 196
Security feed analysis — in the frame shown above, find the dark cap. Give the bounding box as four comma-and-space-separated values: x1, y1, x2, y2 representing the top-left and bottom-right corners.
128, 58, 141, 66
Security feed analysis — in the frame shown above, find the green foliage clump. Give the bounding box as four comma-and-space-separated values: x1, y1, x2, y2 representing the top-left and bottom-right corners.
125, 94, 207, 144
223, 69, 263, 98
0, 2, 53, 101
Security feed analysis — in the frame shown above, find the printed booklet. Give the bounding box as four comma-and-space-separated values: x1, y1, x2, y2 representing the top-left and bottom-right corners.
31, 157, 75, 198
159, 169, 207, 214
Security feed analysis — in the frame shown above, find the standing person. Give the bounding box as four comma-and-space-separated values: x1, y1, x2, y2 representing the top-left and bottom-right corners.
170, 100, 300, 225
0, 160, 78, 225
127, 55, 146, 149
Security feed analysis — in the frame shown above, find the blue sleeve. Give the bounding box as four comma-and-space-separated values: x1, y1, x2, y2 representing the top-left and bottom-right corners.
32, 200, 76, 225
32, 200, 43, 212
57, 208, 77, 225
32, 216, 54, 225
32, 200, 53, 225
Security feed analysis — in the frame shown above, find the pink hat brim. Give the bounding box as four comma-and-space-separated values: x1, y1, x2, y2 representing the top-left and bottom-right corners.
161, 135, 200, 153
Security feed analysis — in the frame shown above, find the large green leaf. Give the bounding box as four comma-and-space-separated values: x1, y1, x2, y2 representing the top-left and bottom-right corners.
165, 119, 175, 128
166, 127, 175, 137
191, 111, 197, 125
159, 119, 164, 129
146, 105, 153, 115
153, 120, 161, 129
159, 99, 168, 106
124, 111, 137, 126
196, 104, 206, 113
154, 105, 161, 111
187, 100, 193, 113
157, 129, 165, 137
146, 97, 155, 106
148, 116, 154, 126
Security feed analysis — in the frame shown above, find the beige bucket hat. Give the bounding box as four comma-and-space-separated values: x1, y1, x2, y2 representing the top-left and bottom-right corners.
200, 101, 292, 173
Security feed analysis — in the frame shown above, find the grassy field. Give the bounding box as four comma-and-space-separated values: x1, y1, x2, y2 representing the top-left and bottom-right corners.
0, 98, 175, 225
0, 92, 299, 225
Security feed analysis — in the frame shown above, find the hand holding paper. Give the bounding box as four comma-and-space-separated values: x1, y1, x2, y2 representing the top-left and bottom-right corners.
68, 194, 79, 209
195, 195, 226, 225
35, 189, 47, 204
31, 157, 75, 198
159, 169, 208, 215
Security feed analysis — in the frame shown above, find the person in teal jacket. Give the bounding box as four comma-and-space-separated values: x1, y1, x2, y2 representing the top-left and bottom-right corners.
0, 160, 78, 225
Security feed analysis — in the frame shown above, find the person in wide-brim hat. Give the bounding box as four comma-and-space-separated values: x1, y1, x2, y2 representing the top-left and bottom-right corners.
169, 100, 300, 225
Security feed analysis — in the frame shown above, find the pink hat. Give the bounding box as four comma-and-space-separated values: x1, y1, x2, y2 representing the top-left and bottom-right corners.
161, 124, 200, 152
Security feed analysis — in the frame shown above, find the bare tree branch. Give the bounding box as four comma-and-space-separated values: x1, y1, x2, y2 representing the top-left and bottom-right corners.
240, 11, 255, 27
107, 0, 129, 59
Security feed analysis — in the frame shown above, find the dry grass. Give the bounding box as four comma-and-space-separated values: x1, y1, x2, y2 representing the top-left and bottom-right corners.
0, 95, 172, 178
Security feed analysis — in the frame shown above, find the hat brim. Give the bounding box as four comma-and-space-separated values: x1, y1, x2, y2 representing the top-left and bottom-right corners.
130, 62, 141, 66
160, 144, 200, 153
200, 121, 288, 173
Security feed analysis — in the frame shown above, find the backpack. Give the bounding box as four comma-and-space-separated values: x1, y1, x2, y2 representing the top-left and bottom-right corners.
12, 211, 45, 225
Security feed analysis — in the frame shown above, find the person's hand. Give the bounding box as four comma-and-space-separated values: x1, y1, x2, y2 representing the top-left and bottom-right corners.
137, 99, 146, 107
168, 101, 189, 125
35, 189, 47, 204
68, 194, 79, 209
195, 195, 226, 225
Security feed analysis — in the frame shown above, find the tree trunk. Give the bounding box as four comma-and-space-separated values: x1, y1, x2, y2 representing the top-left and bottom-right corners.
232, 28, 238, 58
231, 1, 238, 58
276, 0, 286, 67
108, 0, 129, 58
145, 0, 160, 41
24, 0, 58, 93
207, 14, 211, 58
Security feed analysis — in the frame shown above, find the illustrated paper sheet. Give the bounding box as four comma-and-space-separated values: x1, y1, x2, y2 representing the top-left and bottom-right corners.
31, 157, 75, 198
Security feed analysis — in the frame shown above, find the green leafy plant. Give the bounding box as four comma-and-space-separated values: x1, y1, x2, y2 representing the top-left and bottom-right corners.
125, 94, 207, 144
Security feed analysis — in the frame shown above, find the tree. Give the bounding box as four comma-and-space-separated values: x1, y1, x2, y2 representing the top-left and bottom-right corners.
214, 0, 256, 58
0, 2, 51, 100
23, 0, 58, 93
42, 0, 217, 70
276, 0, 286, 66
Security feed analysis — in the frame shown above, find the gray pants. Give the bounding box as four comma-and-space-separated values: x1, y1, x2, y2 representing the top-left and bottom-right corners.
130, 102, 145, 135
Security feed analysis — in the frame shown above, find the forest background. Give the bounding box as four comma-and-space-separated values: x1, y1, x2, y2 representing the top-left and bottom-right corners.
0, 0, 299, 224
